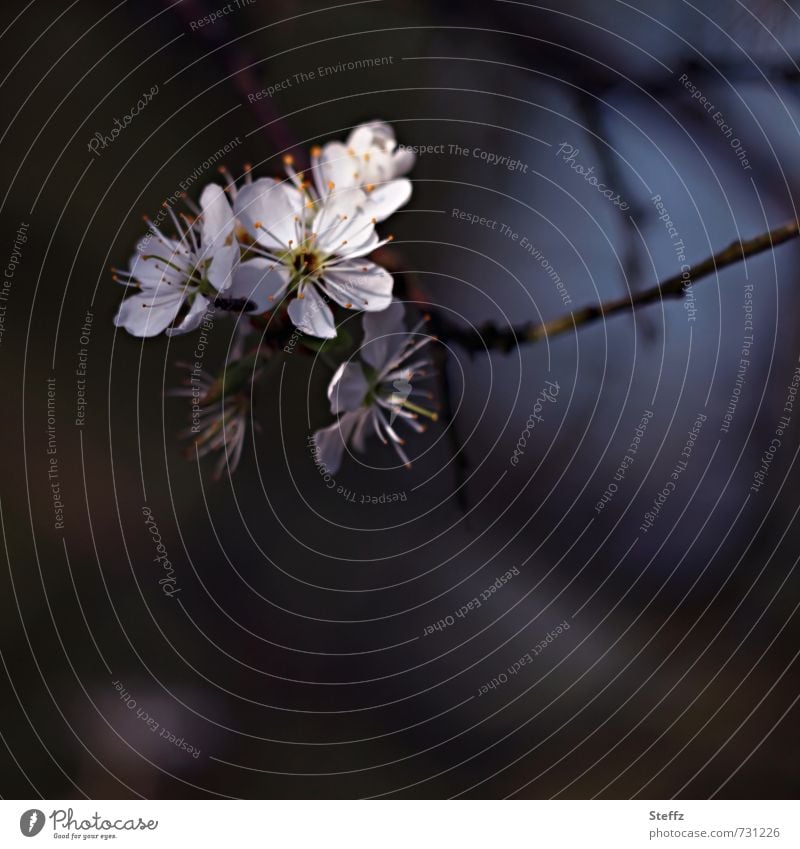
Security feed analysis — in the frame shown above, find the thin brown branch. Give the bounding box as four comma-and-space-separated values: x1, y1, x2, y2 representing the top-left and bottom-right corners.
437, 220, 800, 352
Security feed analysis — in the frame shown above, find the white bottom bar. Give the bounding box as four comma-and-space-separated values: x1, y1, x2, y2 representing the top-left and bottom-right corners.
3, 800, 796, 848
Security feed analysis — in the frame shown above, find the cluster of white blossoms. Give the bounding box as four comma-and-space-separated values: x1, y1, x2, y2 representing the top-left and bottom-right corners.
114, 121, 438, 475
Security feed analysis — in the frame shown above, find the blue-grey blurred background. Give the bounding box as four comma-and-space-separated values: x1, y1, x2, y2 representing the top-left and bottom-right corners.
0, 0, 798, 798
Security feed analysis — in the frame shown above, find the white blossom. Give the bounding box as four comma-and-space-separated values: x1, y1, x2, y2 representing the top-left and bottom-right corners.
309, 121, 415, 221
313, 302, 437, 473
113, 184, 238, 337
233, 177, 394, 339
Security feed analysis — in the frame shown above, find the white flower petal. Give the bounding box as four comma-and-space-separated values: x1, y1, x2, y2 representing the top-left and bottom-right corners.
360, 300, 407, 369
390, 148, 415, 177
319, 141, 361, 191
322, 262, 393, 312
315, 203, 376, 256
337, 233, 381, 260
234, 178, 302, 248
347, 124, 385, 150
350, 408, 372, 452
311, 187, 368, 245
367, 178, 412, 221
129, 241, 186, 288
348, 126, 396, 182
206, 240, 238, 292
199, 183, 235, 250
165, 294, 211, 337
114, 289, 183, 337
327, 362, 369, 414
287, 286, 336, 338
312, 409, 362, 474
349, 122, 395, 152
229, 258, 289, 312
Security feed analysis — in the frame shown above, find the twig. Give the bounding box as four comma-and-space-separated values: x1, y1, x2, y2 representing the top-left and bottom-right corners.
576, 93, 650, 311
435, 220, 800, 352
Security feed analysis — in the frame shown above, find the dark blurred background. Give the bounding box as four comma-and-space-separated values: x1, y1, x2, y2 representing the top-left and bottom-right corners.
1, 0, 798, 799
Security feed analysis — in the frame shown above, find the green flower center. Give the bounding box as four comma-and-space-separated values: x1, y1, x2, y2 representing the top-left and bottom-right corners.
281, 243, 326, 293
